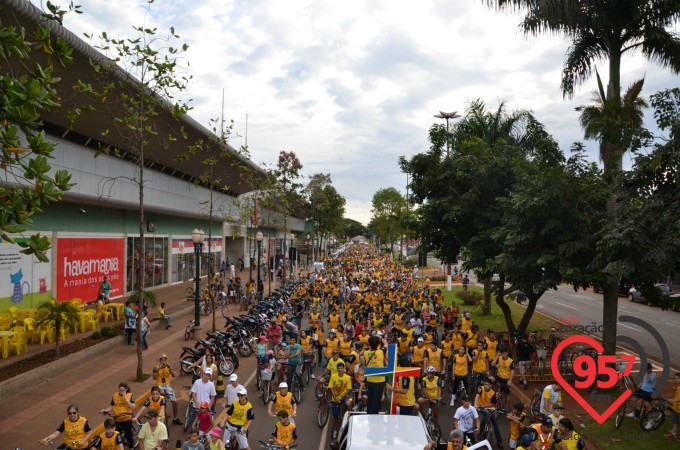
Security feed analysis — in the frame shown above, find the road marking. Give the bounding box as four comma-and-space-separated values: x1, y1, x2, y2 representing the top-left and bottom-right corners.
664, 322, 680, 328
317, 414, 330, 450
555, 301, 578, 311
619, 323, 642, 332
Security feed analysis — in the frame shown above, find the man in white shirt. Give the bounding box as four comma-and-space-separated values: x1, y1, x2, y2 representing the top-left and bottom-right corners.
186, 368, 217, 431
453, 395, 480, 445
224, 373, 244, 408
539, 382, 562, 416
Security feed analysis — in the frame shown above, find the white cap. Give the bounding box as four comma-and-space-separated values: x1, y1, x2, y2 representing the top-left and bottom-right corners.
329, 328, 337, 333
376, 331, 383, 337
204, 368, 213, 375
229, 374, 238, 381
237, 387, 247, 395
278, 382, 288, 389
417, 337, 424, 342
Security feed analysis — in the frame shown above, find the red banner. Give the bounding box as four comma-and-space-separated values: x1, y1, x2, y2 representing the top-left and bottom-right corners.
56, 237, 124, 302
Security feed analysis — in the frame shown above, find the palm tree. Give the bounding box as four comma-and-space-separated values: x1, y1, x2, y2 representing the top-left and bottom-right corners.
485, 0, 680, 354
35, 301, 80, 355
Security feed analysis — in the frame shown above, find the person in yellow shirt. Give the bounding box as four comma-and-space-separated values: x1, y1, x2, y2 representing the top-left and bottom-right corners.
474, 379, 502, 446
411, 338, 427, 369
100, 383, 135, 449
418, 366, 442, 420
451, 327, 464, 350
450, 346, 472, 407
460, 311, 473, 333
40, 404, 93, 450
327, 363, 354, 420
91, 418, 123, 450
267, 382, 298, 420
328, 309, 341, 330
338, 332, 353, 358
424, 341, 443, 374
471, 341, 488, 392
323, 329, 340, 365
364, 335, 387, 414
220, 387, 253, 450
506, 402, 526, 450
271, 410, 297, 447
663, 372, 680, 438
557, 417, 585, 450
320, 349, 344, 380
491, 347, 515, 398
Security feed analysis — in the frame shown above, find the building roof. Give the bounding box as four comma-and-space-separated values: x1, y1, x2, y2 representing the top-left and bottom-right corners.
1, 0, 266, 196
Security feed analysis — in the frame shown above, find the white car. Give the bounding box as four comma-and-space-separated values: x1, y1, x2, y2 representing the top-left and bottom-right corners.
311, 261, 325, 273
628, 283, 672, 303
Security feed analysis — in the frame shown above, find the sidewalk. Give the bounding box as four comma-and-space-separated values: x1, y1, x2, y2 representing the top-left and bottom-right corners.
0, 274, 282, 447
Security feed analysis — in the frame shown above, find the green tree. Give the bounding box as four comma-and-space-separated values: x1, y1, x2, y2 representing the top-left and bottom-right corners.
486, 0, 680, 354
0, 2, 79, 260
36, 300, 80, 355
370, 187, 406, 254
76, 4, 192, 379
305, 173, 345, 258
341, 218, 367, 240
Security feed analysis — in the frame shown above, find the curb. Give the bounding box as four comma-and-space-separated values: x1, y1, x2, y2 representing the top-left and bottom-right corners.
0, 305, 193, 401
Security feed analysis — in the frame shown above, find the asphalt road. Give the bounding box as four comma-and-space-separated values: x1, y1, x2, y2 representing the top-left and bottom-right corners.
534, 285, 680, 368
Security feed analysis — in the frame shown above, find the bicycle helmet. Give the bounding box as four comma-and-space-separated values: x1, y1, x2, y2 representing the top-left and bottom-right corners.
519, 433, 535, 447
329, 328, 337, 334
426, 366, 437, 374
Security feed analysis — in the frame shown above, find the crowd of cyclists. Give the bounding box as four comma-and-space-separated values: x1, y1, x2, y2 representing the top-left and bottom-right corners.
36, 242, 680, 450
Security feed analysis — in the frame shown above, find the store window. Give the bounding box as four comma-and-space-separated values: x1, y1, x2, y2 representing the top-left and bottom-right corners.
126, 237, 168, 292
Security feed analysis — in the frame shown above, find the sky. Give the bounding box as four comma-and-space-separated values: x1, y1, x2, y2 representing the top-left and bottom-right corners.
50, 0, 679, 225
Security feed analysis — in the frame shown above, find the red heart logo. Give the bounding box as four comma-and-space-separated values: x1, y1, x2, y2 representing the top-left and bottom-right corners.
550, 335, 632, 424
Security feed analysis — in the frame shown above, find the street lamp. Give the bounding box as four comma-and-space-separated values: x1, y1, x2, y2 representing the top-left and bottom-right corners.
290, 233, 295, 280
256, 231, 263, 300
307, 233, 312, 265
433, 110, 460, 157
191, 228, 205, 333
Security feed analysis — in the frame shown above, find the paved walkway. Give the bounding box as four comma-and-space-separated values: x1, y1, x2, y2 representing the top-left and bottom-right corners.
0, 274, 282, 447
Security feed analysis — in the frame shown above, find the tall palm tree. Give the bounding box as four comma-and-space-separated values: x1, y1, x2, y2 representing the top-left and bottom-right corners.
35, 301, 80, 355
485, 0, 680, 353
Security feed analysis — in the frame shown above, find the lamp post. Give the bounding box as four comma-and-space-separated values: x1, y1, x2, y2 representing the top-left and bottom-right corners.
191, 228, 205, 335
307, 233, 312, 265
256, 231, 263, 300
290, 233, 295, 281
433, 110, 460, 157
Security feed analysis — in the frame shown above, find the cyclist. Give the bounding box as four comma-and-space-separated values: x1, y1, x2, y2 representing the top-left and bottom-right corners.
208, 427, 225, 450
628, 362, 656, 418
181, 429, 205, 450
423, 340, 444, 374
319, 348, 344, 380
490, 347, 514, 399
191, 402, 214, 439
267, 382, 298, 421
187, 368, 217, 432
556, 418, 585, 450
418, 366, 442, 420
323, 329, 340, 367
285, 335, 304, 390
328, 362, 354, 419
270, 410, 297, 447
137, 409, 168, 450
90, 418, 123, 450
506, 402, 526, 450
411, 337, 427, 370
474, 378, 503, 448
539, 382, 562, 417
100, 383, 136, 449
395, 357, 418, 416
40, 404, 92, 450
450, 346, 472, 407
134, 386, 166, 423
153, 354, 182, 425
220, 387, 253, 450
471, 341, 488, 392
453, 395, 480, 445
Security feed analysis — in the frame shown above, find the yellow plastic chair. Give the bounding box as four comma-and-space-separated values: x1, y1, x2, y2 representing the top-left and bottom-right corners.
9, 331, 28, 355
23, 317, 38, 343
0, 318, 11, 331
10, 326, 26, 335
87, 311, 100, 332
8, 307, 18, 323
34, 323, 50, 345
0, 312, 11, 321
98, 304, 113, 323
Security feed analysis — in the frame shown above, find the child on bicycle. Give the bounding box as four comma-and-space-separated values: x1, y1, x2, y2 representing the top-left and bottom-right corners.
207, 427, 224, 450
91, 418, 123, 450
191, 402, 213, 438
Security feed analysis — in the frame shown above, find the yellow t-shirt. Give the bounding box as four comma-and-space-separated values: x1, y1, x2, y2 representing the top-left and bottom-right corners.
328, 373, 353, 401
412, 345, 426, 363
422, 376, 439, 399
111, 392, 134, 421
398, 338, 411, 355
227, 401, 253, 427
396, 377, 416, 407
328, 314, 341, 330
155, 365, 172, 386
674, 386, 680, 413
273, 422, 296, 445
451, 333, 464, 349
472, 349, 487, 373
484, 337, 498, 359
324, 338, 340, 358
365, 349, 386, 383
300, 336, 313, 352
274, 391, 295, 415
326, 358, 344, 377
454, 353, 469, 377
509, 412, 526, 440
497, 356, 513, 380
476, 388, 495, 408
61, 417, 90, 450
339, 338, 352, 357
441, 340, 454, 358
426, 348, 443, 371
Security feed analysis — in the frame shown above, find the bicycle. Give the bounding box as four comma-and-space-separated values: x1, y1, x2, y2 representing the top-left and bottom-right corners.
184, 320, 195, 341
529, 389, 545, 422
258, 440, 298, 450
261, 368, 274, 406
301, 351, 317, 386
491, 379, 510, 412
478, 406, 504, 447
422, 398, 442, 444
182, 399, 197, 433
42, 438, 88, 450
615, 395, 672, 431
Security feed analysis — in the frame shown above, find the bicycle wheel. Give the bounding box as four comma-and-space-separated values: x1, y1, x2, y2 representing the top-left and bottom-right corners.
184, 325, 192, 341
262, 380, 271, 405
304, 363, 311, 385
292, 379, 302, 404
221, 303, 230, 320
256, 368, 262, 390
131, 421, 140, 449
200, 302, 212, 316
530, 392, 543, 421
615, 404, 627, 429
185, 287, 194, 298
640, 407, 665, 431
317, 399, 330, 427
426, 416, 442, 443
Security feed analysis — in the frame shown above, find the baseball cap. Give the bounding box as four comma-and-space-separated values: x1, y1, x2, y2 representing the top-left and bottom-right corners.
204, 367, 213, 375
237, 387, 247, 395
376, 331, 383, 337
278, 382, 288, 389
229, 374, 238, 381
200, 401, 210, 409
417, 337, 424, 342
542, 417, 553, 427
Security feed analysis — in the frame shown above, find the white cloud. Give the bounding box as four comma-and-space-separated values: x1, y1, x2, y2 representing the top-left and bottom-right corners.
53, 0, 680, 225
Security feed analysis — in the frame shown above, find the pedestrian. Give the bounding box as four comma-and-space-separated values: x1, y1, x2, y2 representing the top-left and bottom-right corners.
224, 373, 244, 409
452, 395, 480, 445
220, 261, 226, 278
462, 275, 469, 291
140, 310, 151, 350
364, 335, 387, 414
157, 302, 171, 329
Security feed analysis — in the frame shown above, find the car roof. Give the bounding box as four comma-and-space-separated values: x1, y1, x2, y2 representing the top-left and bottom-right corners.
343, 414, 430, 450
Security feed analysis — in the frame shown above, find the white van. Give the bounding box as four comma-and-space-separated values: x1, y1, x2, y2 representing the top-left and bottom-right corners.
333, 413, 431, 450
